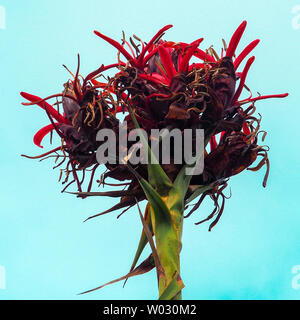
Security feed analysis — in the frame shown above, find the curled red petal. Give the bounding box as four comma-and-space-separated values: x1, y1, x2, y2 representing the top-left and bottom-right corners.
234, 39, 260, 70
143, 46, 160, 66
20, 92, 70, 124
226, 21, 247, 58
83, 65, 105, 88
178, 39, 203, 72
158, 45, 177, 80
139, 73, 169, 86
231, 56, 255, 105
143, 40, 183, 67
155, 61, 169, 82
138, 24, 173, 67
238, 93, 289, 105
94, 30, 135, 65
193, 48, 216, 62
102, 62, 126, 71
188, 63, 206, 71
91, 79, 107, 87
34, 123, 58, 148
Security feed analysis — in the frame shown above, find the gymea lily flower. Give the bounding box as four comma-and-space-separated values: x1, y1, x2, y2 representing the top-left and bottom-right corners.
21, 21, 288, 299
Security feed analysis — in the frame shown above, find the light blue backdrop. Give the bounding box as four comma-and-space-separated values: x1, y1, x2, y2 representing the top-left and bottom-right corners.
0, 0, 299, 300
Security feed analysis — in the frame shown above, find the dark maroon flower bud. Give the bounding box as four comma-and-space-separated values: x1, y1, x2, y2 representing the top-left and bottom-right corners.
194, 134, 258, 185
62, 96, 81, 123
210, 57, 236, 110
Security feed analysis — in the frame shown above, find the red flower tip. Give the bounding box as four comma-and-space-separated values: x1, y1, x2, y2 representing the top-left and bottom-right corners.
138, 25, 173, 67
33, 124, 57, 148
139, 73, 169, 86
234, 39, 260, 70
193, 48, 216, 63
178, 39, 203, 72
158, 45, 177, 80
232, 56, 255, 105
20, 91, 33, 101
20, 92, 70, 125
94, 30, 135, 65
239, 93, 289, 105
188, 63, 206, 71
226, 20, 247, 58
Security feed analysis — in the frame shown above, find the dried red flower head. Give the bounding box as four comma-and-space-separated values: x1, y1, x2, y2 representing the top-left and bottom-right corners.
21, 21, 288, 228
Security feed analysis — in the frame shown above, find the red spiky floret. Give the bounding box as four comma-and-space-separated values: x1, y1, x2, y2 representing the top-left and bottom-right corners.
234, 39, 260, 70
226, 20, 247, 58
20, 92, 70, 125
232, 56, 255, 105
33, 123, 57, 148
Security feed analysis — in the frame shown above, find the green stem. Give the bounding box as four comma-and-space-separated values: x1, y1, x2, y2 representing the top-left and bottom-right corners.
152, 206, 184, 300
173, 291, 182, 300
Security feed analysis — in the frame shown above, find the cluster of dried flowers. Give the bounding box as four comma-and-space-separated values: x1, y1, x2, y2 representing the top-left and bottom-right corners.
21, 21, 287, 298
21, 21, 286, 228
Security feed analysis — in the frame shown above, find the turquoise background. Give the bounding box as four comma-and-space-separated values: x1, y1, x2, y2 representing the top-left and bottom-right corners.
0, 0, 299, 300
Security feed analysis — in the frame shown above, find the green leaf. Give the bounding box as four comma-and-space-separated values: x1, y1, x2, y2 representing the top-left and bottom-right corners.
166, 160, 205, 227
166, 165, 193, 216
69, 190, 140, 198
136, 200, 165, 281
128, 106, 172, 195
124, 203, 152, 287
139, 177, 172, 226
159, 271, 185, 300
79, 255, 155, 295
173, 165, 193, 199
137, 178, 180, 288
